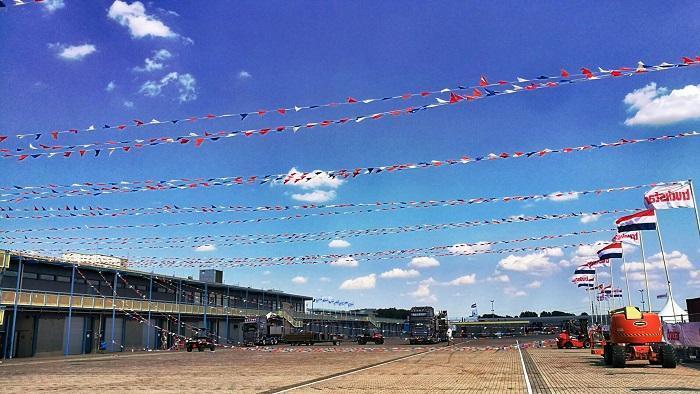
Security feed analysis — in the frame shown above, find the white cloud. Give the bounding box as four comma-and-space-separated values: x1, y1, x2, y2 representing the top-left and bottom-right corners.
194, 244, 216, 252
139, 72, 197, 102
50, 43, 97, 61
108, 0, 177, 39
380, 268, 420, 279
526, 280, 542, 289
283, 167, 344, 190
291, 276, 308, 285
238, 70, 252, 79
330, 257, 359, 268
487, 274, 510, 283
406, 282, 437, 302
580, 214, 599, 224
504, 287, 527, 297
447, 274, 477, 286
497, 248, 563, 273
123, 100, 134, 108
339, 274, 376, 290
448, 242, 491, 255
263, 270, 271, 275
547, 192, 579, 202
291, 190, 336, 203
105, 81, 116, 92
42, 0, 65, 13
622, 251, 694, 273
688, 269, 700, 287
319, 277, 331, 283
568, 242, 606, 266
408, 256, 440, 269
328, 239, 350, 248
133, 49, 172, 72
624, 82, 700, 126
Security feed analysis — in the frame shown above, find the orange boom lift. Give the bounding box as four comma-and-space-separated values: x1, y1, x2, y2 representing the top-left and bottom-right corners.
603, 306, 676, 368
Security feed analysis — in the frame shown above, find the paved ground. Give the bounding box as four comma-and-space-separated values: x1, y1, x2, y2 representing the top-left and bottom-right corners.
1, 336, 699, 393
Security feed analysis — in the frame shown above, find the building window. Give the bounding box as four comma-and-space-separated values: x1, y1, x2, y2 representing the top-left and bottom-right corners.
56, 275, 71, 283
156, 287, 166, 293
39, 274, 55, 281
137, 285, 147, 291
22, 272, 38, 280
4, 270, 17, 277
88, 280, 100, 286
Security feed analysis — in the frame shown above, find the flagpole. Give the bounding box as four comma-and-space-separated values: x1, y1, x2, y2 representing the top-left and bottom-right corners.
587, 285, 595, 324
654, 214, 677, 321
639, 231, 652, 312
609, 259, 615, 309
689, 179, 700, 240
622, 253, 631, 306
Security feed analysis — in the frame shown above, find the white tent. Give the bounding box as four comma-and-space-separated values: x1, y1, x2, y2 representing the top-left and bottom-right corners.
658, 297, 689, 323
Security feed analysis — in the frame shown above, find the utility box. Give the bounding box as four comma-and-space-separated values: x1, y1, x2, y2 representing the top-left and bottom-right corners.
199, 269, 223, 284
687, 297, 700, 322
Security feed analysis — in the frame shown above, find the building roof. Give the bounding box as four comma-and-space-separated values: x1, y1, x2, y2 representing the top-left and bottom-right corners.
7, 250, 313, 300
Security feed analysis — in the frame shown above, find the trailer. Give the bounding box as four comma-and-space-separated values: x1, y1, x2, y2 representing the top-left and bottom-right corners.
243, 313, 285, 346
283, 331, 341, 346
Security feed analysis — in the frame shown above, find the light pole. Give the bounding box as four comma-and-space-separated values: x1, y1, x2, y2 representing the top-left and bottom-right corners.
490, 300, 495, 317
638, 289, 646, 311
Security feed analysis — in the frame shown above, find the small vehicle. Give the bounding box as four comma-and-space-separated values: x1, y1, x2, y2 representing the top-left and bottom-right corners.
588, 325, 606, 356
602, 306, 676, 368
185, 329, 216, 352
357, 332, 384, 345
557, 330, 590, 349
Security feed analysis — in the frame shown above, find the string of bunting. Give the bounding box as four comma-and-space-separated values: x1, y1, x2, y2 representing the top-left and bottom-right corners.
107, 241, 611, 268
4, 57, 697, 145
1, 208, 639, 242
1, 0, 46, 7
2, 130, 697, 203
15, 229, 615, 262
0, 180, 682, 220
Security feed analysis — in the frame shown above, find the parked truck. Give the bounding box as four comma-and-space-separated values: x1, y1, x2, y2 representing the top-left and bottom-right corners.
408, 306, 448, 345
243, 313, 285, 346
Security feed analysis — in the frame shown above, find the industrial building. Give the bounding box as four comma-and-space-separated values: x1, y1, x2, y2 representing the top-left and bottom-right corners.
0, 251, 403, 359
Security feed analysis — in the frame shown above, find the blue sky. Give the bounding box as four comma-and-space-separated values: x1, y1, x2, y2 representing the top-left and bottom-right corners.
1, 1, 700, 317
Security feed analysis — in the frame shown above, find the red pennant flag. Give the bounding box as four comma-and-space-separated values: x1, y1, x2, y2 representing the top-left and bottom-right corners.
259, 128, 270, 135
581, 68, 593, 78
0, 136, 7, 143
51, 131, 58, 140
133, 119, 145, 126
276, 108, 286, 115
205, 114, 216, 119
194, 138, 205, 147
472, 89, 482, 97
18, 154, 28, 161
479, 75, 488, 86
610, 70, 622, 77
449, 92, 463, 103
346, 97, 358, 103
79, 150, 86, 157
63, 152, 72, 157
179, 138, 189, 144
257, 110, 266, 116
401, 93, 411, 99
122, 146, 131, 152
116, 124, 127, 130
498, 80, 508, 85
561, 69, 569, 77
420, 91, 430, 97
276, 126, 285, 132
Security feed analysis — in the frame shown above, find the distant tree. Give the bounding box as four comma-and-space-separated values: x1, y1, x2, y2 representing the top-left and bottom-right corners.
540, 311, 552, 317
519, 311, 538, 318
580, 312, 589, 316
480, 313, 504, 319
550, 310, 575, 317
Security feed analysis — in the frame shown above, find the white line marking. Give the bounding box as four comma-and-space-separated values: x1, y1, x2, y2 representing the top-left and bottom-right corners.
516, 340, 533, 394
